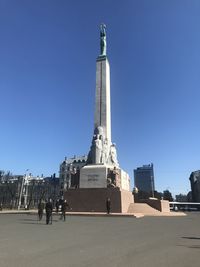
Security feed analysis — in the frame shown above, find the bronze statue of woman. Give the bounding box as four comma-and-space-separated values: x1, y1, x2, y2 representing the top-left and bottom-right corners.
100, 24, 106, 56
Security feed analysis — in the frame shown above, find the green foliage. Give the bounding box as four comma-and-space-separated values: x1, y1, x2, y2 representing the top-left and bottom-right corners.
163, 190, 173, 201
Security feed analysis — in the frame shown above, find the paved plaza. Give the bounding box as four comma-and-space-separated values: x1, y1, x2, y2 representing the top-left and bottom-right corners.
0, 213, 199, 267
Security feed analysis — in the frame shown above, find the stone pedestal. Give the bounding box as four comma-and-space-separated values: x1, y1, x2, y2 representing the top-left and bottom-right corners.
64, 187, 134, 213
79, 164, 108, 188
80, 164, 131, 190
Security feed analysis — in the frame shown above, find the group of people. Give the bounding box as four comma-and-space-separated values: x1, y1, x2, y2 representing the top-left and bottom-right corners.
38, 198, 70, 225
38, 197, 112, 224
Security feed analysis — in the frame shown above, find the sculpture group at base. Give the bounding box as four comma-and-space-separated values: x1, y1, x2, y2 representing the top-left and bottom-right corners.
87, 126, 119, 168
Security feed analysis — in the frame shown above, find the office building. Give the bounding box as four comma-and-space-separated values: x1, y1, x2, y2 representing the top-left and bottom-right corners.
134, 164, 155, 194
189, 170, 200, 202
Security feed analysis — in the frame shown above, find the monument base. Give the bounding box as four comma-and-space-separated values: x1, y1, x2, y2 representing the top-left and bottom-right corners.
79, 164, 108, 188
79, 164, 131, 191
64, 187, 134, 213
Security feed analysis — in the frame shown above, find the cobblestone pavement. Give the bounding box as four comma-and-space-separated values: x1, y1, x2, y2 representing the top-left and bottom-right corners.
0, 213, 199, 267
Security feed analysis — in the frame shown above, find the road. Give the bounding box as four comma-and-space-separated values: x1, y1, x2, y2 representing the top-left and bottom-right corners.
0, 213, 199, 267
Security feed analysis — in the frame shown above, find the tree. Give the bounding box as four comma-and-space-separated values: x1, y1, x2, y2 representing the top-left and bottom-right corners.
154, 190, 163, 200
175, 194, 187, 202
163, 190, 173, 201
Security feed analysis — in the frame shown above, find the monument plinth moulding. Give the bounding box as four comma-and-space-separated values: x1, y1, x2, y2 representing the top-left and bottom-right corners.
64, 24, 134, 212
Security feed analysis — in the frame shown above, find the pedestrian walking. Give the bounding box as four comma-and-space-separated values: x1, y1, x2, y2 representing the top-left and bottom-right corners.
45, 198, 53, 225
38, 200, 44, 221
106, 197, 111, 214
55, 199, 59, 213
61, 199, 70, 221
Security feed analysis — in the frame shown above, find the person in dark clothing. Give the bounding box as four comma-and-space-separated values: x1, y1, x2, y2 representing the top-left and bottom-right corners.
106, 197, 111, 214
55, 199, 59, 213
38, 200, 44, 221
61, 199, 70, 221
45, 199, 53, 225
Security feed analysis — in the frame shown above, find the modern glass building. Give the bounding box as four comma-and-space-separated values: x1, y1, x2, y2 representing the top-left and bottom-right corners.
134, 164, 155, 194
189, 170, 200, 202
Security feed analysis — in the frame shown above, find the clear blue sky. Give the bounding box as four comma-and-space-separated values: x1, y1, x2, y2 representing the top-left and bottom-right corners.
1, 0, 200, 196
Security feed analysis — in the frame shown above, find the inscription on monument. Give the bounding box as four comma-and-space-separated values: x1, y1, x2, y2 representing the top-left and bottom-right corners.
88, 175, 99, 182
80, 165, 107, 188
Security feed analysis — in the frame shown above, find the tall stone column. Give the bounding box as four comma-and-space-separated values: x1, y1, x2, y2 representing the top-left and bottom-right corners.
86, 24, 119, 167
80, 24, 122, 189
95, 56, 111, 143
64, 25, 134, 212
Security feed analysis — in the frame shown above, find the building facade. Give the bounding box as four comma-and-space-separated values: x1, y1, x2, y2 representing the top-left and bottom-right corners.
134, 164, 155, 195
0, 171, 60, 209
59, 155, 87, 193
189, 170, 200, 202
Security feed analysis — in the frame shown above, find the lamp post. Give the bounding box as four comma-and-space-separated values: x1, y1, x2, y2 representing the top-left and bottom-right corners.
151, 175, 155, 198
23, 173, 31, 209
18, 169, 29, 210
133, 186, 139, 202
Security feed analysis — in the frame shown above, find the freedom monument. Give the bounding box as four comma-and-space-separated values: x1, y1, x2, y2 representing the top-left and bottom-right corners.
64, 24, 134, 212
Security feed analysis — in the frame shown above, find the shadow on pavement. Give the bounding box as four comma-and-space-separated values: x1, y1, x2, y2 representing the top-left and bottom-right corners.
20, 222, 47, 225
188, 245, 200, 249
179, 237, 200, 249
19, 218, 37, 222
178, 244, 200, 249
19, 218, 59, 225
182, 236, 200, 240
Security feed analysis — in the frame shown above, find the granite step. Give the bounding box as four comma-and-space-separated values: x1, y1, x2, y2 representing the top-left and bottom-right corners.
128, 203, 160, 215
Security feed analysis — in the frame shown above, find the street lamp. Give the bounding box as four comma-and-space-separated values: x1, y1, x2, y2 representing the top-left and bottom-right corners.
18, 169, 29, 210
151, 175, 155, 198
